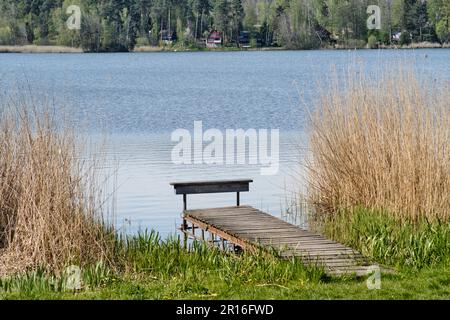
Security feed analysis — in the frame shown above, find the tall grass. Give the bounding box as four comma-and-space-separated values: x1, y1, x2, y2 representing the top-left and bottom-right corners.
305, 68, 449, 268
307, 69, 449, 222
0, 102, 115, 276
117, 231, 326, 285
0, 262, 111, 295
321, 207, 449, 268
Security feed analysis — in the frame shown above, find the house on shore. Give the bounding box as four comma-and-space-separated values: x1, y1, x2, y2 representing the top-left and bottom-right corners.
206, 31, 222, 48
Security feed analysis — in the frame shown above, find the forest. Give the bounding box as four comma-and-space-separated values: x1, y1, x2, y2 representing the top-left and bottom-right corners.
0, 0, 449, 51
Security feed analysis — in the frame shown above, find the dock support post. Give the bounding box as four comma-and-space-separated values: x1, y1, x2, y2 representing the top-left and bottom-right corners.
182, 194, 188, 249
236, 192, 240, 206
182, 218, 187, 249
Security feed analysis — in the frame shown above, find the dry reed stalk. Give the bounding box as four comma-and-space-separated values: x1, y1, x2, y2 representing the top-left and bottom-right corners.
306, 69, 449, 222
0, 101, 115, 276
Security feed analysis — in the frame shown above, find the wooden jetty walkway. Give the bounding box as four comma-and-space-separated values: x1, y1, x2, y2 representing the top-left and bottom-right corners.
170, 179, 377, 276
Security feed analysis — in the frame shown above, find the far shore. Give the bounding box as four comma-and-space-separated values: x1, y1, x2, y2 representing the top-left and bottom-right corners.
0, 45, 83, 53
1, 41, 449, 53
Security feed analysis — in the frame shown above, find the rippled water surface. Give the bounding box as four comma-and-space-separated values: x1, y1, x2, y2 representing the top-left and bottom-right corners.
1, 49, 449, 236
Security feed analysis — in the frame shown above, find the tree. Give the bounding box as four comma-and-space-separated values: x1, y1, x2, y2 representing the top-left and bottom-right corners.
0, 0, 447, 49
243, 1, 257, 30
428, 0, 450, 43
229, 0, 244, 44
213, 0, 228, 40
80, 12, 101, 52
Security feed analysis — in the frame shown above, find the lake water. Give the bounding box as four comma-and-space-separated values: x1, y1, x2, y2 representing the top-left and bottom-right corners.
1, 49, 449, 237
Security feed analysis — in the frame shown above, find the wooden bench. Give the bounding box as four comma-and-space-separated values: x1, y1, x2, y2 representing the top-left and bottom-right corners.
170, 179, 253, 210
170, 179, 253, 248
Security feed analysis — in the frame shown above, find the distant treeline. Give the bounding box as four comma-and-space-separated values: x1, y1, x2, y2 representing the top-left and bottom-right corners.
0, 0, 449, 51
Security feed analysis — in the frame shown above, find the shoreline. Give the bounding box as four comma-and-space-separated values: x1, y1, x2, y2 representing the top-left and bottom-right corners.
1, 42, 449, 54
0, 45, 83, 53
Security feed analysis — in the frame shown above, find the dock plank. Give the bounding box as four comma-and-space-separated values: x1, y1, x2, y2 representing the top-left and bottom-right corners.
184, 206, 381, 276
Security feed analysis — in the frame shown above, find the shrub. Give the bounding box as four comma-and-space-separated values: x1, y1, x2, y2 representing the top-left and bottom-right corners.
367, 34, 378, 48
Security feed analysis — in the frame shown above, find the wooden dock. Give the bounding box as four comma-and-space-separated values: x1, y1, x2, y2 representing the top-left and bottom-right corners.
171, 179, 378, 277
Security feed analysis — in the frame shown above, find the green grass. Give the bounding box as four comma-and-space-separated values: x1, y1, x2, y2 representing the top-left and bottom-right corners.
318, 207, 450, 269
0, 260, 448, 300
1, 230, 449, 300
116, 231, 325, 283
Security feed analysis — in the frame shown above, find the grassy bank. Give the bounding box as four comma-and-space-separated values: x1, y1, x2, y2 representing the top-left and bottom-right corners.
319, 207, 449, 269
1, 232, 449, 300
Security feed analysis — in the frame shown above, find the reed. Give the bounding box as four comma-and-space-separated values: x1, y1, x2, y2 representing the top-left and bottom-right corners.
304, 68, 449, 268
0, 101, 115, 276
307, 69, 449, 222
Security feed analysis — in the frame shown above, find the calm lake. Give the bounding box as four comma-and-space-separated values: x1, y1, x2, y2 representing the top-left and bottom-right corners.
1, 49, 449, 237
